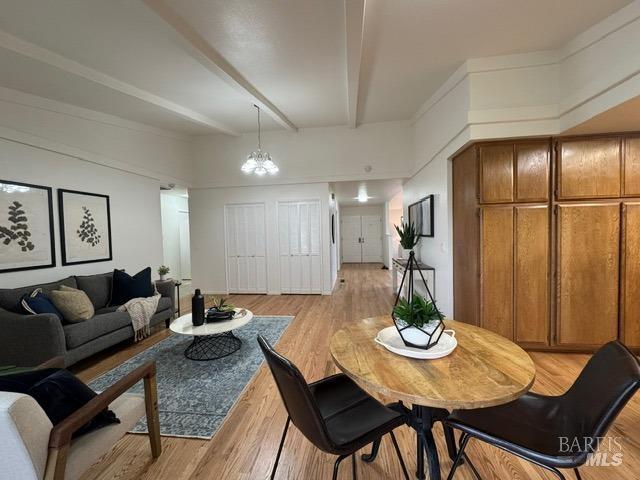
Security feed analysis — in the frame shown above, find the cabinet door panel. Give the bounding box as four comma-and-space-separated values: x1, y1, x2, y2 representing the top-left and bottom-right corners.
480, 207, 514, 339
516, 142, 549, 202
515, 206, 549, 345
622, 203, 640, 348
557, 204, 620, 347
623, 137, 640, 196
480, 145, 514, 203
453, 147, 480, 326
557, 138, 621, 199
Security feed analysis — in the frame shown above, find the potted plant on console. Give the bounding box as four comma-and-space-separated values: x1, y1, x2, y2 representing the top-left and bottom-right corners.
394, 221, 419, 259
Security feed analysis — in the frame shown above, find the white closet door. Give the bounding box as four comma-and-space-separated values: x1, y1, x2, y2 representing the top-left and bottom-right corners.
341, 215, 363, 262
361, 215, 383, 262
225, 204, 267, 294
279, 200, 322, 294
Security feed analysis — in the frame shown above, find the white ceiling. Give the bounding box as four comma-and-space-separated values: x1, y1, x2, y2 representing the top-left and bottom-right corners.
332, 179, 403, 206
0, 0, 631, 134
564, 94, 640, 135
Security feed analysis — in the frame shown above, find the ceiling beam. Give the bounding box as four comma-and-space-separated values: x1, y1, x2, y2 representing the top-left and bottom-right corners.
143, 0, 298, 132
0, 29, 239, 135
345, 0, 365, 128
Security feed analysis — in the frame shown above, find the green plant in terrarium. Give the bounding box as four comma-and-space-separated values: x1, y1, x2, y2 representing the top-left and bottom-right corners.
211, 296, 234, 312
394, 221, 419, 250
392, 294, 443, 328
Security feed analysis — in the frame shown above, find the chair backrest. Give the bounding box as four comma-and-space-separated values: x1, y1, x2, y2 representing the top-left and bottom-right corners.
0, 392, 53, 480
562, 341, 640, 440
257, 335, 334, 452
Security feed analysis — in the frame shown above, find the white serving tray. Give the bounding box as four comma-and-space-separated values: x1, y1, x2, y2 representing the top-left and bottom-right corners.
375, 326, 457, 359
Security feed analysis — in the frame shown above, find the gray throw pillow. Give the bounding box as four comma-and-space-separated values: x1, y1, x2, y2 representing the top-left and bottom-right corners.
50, 286, 95, 323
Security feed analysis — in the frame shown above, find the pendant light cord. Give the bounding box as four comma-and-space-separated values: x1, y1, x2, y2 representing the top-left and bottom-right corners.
255, 104, 261, 151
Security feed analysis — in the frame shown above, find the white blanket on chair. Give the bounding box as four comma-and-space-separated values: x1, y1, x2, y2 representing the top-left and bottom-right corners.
117, 293, 161, 342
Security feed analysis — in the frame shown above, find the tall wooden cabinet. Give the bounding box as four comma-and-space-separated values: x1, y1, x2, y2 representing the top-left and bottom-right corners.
453, 132, 640, 352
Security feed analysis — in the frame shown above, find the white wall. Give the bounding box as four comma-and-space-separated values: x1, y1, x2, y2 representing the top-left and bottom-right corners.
328, 192, 339, 289
189, 182, 332, 295
340, 205, 385, 216
402, 157, 453, 316
160, 193, 189, 281
192, 121, 412, 188
0, 87, 193, 185
0, 137, 163, 288
0, 88, 192, 288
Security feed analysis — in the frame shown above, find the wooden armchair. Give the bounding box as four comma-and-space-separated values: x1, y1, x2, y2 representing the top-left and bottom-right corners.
0, 358, 161, 480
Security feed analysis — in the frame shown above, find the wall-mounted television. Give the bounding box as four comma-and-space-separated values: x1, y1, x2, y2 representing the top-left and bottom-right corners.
408, 194, 434, 237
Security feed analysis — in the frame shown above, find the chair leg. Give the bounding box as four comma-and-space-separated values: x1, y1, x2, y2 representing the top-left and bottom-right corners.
352, 453, 357, 479
270, 417, 290, 480
361, 438, 381, 462
446, 433, 470, 480
574, 468, 582, 480
443, 424, 458, 461
389, 431, 410, 480
333, 455, 349, 480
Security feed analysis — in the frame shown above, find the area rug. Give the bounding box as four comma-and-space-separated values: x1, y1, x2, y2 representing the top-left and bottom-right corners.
89, 315, 293, 439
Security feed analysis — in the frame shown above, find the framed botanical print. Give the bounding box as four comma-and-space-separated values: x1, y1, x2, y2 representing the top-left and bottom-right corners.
58, 189, 112, 265
0, 180, 55, 273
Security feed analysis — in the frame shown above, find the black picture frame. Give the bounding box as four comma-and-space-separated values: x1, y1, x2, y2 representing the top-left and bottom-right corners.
58, 189, 112, 266
331, 213, 336, 244
0, 179, 55, 273
408, 194, 434, 237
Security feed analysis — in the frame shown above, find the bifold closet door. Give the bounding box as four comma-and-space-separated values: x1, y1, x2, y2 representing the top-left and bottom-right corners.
225, 204, 267, 294
279, 201, 322, 294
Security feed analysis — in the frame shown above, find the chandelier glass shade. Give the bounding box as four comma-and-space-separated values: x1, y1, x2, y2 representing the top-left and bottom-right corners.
242, 105, 278, 175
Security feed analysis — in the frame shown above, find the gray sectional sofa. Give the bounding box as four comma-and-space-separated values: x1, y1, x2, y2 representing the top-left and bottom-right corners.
0, 273, 174, 367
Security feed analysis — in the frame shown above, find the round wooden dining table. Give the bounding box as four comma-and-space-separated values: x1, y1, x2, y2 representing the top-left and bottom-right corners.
330, 316, 536, 480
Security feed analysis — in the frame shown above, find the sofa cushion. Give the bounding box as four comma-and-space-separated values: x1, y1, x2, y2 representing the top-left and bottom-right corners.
0, 276, 77, 313
157, 297, 172, 312
75, 273, 112, 310
109, 268, 154, 306
64, 312, 131, 349
50, 287, 94, 323
20, 290, 63, 321
0, 369, 119, 438
95, 305, 119, 315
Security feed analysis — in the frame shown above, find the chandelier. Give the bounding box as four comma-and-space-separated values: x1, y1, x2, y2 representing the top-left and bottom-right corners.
242, 105, 279, 175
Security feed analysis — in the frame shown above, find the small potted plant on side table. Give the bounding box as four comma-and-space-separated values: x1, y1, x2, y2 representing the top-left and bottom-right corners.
158, 265, 170, 281
394, 221, 419, 259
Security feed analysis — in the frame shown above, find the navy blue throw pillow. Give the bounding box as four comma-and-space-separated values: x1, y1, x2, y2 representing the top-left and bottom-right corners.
0, 368, 119, 438
109, 267, 154, 306
21, 289, 63, 321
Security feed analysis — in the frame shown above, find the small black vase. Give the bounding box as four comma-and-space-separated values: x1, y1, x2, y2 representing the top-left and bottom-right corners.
191, 289, 205, 326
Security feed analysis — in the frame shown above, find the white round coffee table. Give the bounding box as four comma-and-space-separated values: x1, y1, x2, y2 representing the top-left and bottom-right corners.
170, 308, 254, 360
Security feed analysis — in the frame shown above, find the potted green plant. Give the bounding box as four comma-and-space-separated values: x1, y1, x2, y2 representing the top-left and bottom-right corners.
206, 296, 236, 322
394, 221, 419, 259
392, 294, 444, 347
157, 265, 170, 281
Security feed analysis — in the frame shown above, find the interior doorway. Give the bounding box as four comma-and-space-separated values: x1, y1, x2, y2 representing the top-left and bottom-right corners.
160, 188, 191, 284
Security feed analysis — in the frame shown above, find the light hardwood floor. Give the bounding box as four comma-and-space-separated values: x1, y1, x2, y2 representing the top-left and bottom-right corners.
75, 264, 640, 480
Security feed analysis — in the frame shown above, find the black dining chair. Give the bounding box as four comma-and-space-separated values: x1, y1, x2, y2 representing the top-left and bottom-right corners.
257, 335, 410, 480
444, 340, 640, 480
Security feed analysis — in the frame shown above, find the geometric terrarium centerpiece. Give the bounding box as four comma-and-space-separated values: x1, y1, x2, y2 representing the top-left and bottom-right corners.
392, 222, 444, 350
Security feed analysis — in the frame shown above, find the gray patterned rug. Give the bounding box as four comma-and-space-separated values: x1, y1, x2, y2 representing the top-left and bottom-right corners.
89, 315, 293, 439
